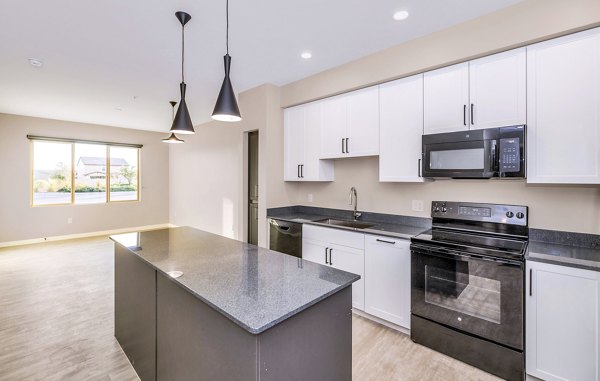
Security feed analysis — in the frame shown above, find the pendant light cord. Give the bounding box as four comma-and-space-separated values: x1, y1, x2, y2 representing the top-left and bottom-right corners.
181, 23, 185, 82
226, 0, 229, 55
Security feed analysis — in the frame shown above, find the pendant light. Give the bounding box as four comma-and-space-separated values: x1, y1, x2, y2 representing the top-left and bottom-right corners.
211, 0, 242, 122
170, 11, 195, 134
162, 101, 184, 144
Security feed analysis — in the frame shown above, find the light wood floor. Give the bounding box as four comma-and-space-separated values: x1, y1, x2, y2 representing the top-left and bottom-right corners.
0, 237, 501, 381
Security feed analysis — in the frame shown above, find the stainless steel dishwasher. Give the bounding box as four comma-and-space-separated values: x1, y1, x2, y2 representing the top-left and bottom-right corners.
269, 218, 302, 258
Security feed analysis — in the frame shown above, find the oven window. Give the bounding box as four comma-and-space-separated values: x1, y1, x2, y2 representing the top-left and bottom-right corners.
424, 265, 501, 324
430, 148, 484, 169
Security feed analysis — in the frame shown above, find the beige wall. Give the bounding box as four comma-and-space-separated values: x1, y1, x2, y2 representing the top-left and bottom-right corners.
0, 113, 169, 243
278, 0, 600, 234
281, 0, 600, 107
295, 158, 600, 234
169, 84, 297, 246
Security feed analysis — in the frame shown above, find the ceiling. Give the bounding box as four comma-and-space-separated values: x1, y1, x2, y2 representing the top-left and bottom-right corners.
0, 0, 522, 132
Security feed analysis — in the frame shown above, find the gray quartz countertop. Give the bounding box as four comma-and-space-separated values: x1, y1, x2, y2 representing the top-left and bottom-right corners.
110, 227, 360, 334
527, 240, 600, 272
268, 212, 428, 240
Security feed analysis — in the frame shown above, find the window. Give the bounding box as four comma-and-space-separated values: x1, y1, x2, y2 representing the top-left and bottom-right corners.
30, 137, 141, 206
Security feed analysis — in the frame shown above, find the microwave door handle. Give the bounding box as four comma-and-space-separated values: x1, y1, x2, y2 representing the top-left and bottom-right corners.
490, 141, 498, 172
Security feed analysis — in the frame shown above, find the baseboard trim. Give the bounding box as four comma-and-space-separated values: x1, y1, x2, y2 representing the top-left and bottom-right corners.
352, 309, 410, 336
0, 223, 178, 248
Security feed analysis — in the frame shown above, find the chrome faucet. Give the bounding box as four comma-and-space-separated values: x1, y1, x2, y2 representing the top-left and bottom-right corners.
349, 187, 361, 220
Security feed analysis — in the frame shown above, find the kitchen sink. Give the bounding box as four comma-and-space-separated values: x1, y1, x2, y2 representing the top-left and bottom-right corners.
314, 218, 375, 230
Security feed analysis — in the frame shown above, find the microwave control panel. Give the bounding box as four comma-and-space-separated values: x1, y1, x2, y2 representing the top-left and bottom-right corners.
499, 138, 520, 173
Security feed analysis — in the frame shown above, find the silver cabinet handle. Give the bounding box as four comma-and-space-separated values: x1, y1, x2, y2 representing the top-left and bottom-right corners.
470, 103, 474, 125
376, 238, 396, 245
325, 247, 328, 264
418, 158, 422, 177
329, 248, 333, 266
345, 138, 349, 154
463, 105, 467, 126
342, 138, 345, 154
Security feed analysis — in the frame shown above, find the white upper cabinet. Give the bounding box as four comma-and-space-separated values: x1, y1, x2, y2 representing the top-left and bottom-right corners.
469, 48, 526, 129
526, 260, 600, 381
527, 28, 600, 184
320, 95, 347, 159
424, 50, 526, 134
346, 87, 380, 157
284, 105, 305, 180
283, 102, 334, 182
379, 75, 425, 182
320, 86, 379, 159
423, 63, 470, 134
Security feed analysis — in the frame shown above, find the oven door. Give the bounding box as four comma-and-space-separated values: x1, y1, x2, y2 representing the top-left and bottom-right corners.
411, 244, 523, 350
422, 139, 497, 178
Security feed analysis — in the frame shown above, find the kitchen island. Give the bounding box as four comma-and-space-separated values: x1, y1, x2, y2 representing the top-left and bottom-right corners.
110, 227, 359, 381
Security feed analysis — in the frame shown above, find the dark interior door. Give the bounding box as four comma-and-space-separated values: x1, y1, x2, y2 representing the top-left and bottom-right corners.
248, 131, 259, 245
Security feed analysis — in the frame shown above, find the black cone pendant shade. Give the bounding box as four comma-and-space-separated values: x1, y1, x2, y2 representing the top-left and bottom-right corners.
170, 83, 194, 134
211, 0, 242, 122
170, 11, 195, 134
163, 101, 184, 144
212, 54, 241, 122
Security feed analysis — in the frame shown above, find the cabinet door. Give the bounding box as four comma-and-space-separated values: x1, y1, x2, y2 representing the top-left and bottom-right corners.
365, 236, 410, 328
527, 28, 600, 184
329, 243, 365, 311
469, 48, 526, 129
302, 102, 334, 181
423, 63, 469, 134
301, 239, 328, 265
283, 106, 305, 181
379, 75, 425, 182
320, 95, 347, 159
526, 261, 600, 381
346, 86, 379, 157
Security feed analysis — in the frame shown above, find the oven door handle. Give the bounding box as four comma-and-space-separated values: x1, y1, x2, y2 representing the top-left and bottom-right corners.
412, 245, 521, 267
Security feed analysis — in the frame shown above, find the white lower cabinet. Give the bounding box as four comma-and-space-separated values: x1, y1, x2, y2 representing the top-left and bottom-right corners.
302, 225, 365, 310
364, 235, 411, 328
526, 260, 600, 381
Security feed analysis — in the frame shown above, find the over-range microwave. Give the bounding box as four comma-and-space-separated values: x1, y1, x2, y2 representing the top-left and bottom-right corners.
421, 125, 526, 179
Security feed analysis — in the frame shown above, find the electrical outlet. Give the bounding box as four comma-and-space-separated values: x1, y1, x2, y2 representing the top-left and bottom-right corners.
412, 200, 424, 212
307, 194, 314, 203
67, 218, 73, 224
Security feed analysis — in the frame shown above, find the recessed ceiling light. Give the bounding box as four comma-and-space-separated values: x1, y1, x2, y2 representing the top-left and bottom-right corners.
393, 10, 409, 21
301, 51, 312, 60
28, 58, 43, 68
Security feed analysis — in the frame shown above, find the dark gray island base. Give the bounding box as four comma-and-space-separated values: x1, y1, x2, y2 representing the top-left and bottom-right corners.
111, 227, 359, 381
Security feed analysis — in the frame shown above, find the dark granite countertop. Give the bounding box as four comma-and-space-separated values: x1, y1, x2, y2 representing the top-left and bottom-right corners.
268, 206, 430, 240
110, 227, 360, 334
526, 228, 600, 272
527, 241, 600, 272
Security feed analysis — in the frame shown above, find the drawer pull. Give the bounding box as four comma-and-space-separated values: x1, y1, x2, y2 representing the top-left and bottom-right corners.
376, 238, 396, 245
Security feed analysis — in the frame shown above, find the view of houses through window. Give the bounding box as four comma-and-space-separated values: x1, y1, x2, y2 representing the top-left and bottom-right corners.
32, 140, 139, 206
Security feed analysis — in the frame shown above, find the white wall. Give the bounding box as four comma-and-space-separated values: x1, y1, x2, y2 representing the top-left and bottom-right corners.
0, 113, 170, 244
169, 85, 297, 246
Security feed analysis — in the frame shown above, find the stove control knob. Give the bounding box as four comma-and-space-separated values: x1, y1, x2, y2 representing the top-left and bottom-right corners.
516, 212, 525, 219
441, 207, 447, 213
506, 211, 514, 218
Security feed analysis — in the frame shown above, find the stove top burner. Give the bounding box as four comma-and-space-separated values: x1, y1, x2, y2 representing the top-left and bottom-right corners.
412, 201, 529, 261
412, 228, 528, 260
